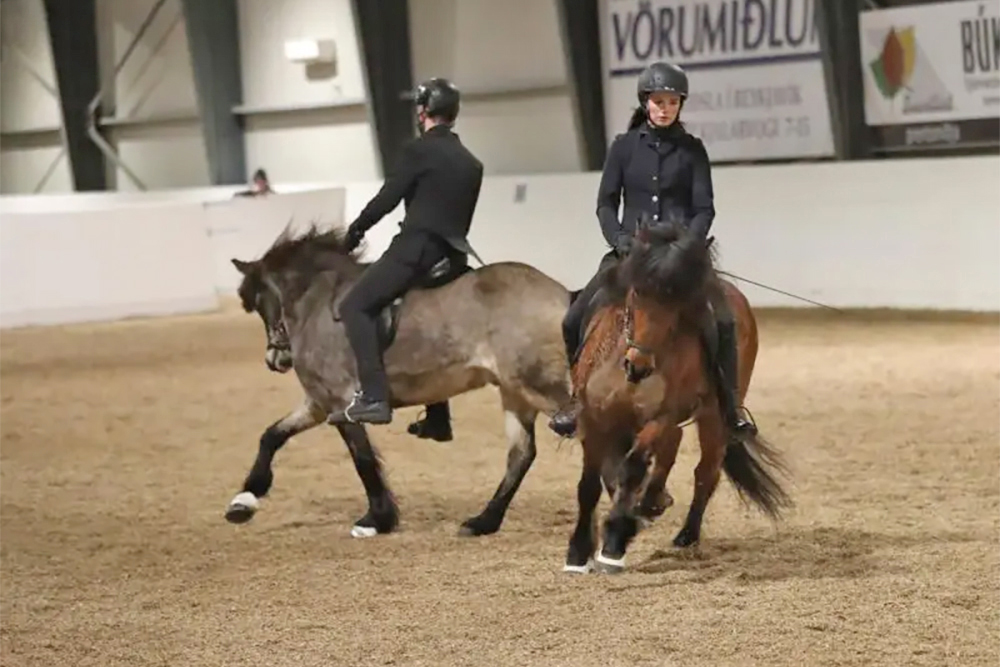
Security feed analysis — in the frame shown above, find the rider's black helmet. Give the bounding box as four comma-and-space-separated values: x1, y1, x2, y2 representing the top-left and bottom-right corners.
413, 78, 461, 123
636, 62, 689, 104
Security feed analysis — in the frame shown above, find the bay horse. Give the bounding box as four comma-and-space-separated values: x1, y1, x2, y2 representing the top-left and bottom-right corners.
564, 219, 792, 573
224, 224, 576, 539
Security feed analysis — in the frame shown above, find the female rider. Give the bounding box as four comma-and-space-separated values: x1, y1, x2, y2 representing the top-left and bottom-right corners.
548, 60, 756, 439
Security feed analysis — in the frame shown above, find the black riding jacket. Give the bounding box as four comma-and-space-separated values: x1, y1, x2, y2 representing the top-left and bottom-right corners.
352, 125, 484, 246
596, 121, 716, 247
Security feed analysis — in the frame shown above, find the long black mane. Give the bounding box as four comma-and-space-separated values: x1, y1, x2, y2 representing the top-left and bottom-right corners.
256, 222, 368, 302
234, 221, 367, 314
260, 222, 363, 274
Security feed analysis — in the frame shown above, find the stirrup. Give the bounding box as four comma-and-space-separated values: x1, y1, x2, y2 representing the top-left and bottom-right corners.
734, 405, 758, 433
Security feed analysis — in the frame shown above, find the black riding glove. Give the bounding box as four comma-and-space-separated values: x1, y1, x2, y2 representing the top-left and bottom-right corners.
613, 233, 633, 258
344, 220, 366, 252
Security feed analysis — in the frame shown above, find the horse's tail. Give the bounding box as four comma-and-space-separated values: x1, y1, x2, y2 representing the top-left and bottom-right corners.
721, 429, 793, 520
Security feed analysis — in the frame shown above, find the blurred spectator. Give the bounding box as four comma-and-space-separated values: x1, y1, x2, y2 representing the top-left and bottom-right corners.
233, 168, 274, 198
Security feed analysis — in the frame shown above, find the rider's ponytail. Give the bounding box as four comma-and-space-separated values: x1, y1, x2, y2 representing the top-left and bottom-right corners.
627, 106, 646, 131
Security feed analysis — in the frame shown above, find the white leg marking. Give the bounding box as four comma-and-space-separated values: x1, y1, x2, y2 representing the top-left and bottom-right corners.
562, 560, 593, 574
229, 491, 259, 511
350, 525, 378, 538
594, 552, 626, 570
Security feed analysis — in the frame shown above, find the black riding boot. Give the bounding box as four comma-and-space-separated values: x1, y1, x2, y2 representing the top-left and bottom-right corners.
715, 320, 757, 437
547, 313, 585, 437
407, 401, 453, 442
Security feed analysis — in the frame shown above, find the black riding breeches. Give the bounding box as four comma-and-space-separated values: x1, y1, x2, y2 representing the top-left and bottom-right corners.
707, 279, 734, 325
562, 250, 619, 365
339, 233, 447, 401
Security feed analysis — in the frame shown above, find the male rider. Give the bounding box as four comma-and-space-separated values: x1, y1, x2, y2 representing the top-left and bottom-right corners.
327, 78, 485, 426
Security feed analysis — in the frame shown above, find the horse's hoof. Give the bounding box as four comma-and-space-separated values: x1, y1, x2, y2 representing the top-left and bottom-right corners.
672, 530, 699, 548
562, 560, 593, 574
593, 551, 626, 574
225, 492, 259, 524
457, 517, 498, 537
350, 524, 379, 538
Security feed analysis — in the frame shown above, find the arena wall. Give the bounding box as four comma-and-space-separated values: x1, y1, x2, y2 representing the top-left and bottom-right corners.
1, 155, 996, 329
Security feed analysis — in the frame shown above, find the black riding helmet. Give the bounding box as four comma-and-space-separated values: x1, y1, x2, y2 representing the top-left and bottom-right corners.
413, 77, 461, 123
636, 61, 689, 104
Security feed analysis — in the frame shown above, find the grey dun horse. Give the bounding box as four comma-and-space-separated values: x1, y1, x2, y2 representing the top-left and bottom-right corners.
224, 224, 575, 538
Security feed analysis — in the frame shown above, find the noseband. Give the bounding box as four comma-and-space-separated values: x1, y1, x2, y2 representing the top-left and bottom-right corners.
268, 318, 291, 352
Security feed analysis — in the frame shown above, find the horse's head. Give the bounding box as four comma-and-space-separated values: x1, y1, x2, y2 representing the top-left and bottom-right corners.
619, 214, 716, 384
232, 257, 293, 373
231, 222, 366, 373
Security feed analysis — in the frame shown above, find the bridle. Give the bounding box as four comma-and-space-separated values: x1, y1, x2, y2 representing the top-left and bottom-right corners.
623, 290, 656, 359
267, 317, 291, 353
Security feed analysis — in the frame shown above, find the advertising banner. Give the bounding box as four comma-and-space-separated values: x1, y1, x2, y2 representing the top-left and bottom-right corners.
599, 0, 836, 162
858, 0, 1000, 152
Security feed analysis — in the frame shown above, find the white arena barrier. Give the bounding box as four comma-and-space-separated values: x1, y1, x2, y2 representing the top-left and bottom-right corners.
0, 187, 349, 329
0, 155, 996, 330
0, 202, 219, 328
368, 154, 996, 312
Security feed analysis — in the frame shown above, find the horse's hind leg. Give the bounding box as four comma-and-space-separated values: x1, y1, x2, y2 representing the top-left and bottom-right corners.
673, 410, 726, 548
458, 389, 537, 537
225, 397, 323, 524
335, 423, 399, 538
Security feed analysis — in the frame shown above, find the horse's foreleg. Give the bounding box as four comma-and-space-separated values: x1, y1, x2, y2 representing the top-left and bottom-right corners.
459, 390, 537, 537
595, 418, 670, 573
637, 422, 683, 523
673, 409, 726, 548
563, 436, 605, 574
334, 423, 399, 538
225, 398, 324, 524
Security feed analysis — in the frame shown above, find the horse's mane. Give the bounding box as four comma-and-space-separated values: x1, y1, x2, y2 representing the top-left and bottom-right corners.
598, 217, 718, 308
234, 221, 366, 311
259, 221, 362, 273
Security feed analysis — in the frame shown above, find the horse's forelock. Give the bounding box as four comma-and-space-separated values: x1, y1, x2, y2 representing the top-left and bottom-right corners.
625, 221, 714, 303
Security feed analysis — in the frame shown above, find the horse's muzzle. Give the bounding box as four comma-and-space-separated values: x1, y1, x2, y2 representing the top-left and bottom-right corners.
265, 347, 293, 373
623, 358, 653, 384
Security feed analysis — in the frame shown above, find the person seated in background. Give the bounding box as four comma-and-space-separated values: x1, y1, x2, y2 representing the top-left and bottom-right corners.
233, 168, 274, 198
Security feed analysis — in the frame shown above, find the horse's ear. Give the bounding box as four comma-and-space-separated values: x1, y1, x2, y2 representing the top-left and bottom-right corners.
231, 258, 253, 274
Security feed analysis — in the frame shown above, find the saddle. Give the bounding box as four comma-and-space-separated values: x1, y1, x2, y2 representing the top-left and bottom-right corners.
334, 254, 473, 349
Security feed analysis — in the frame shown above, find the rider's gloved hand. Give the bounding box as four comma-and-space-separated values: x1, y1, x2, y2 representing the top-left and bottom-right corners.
613, 233, 633, 258
344, 220, 366, 252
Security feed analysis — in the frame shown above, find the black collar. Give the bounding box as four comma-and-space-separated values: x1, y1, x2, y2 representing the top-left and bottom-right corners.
638, 120, 686, 145
426, 124, 455, 137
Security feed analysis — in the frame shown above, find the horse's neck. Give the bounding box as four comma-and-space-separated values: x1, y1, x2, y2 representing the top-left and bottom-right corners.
280, 267, 356, 333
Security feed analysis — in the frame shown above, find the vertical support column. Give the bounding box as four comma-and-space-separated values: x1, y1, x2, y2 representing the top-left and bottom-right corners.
817, 0, 872, 160
41, 0, 107, 191
180, 0, 247, 185
352, 0, 415, 175
94, 0, 119, 189
555, 0, 608, 171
